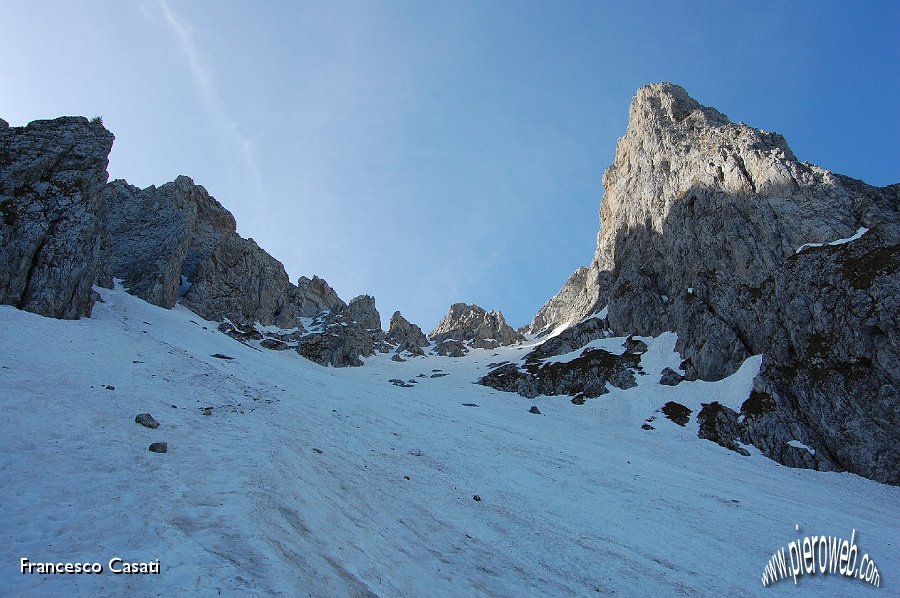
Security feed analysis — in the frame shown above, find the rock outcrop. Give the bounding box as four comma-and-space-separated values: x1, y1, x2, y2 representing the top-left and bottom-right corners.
0, 117, 114, 318
478, 346, 640, 401
518, 83, 899, 483
532, 83, 898, 378
296, 312, 377, 367
348, 295, 382, 332
106, 178, 387, 365
430, 303, 523, 350
182, 234, 303, 329
385, 311, 429, 356
104, 176, 303, 329
103, 176, 235, 309
296, 275, 346, 318
432, 339, 469, 357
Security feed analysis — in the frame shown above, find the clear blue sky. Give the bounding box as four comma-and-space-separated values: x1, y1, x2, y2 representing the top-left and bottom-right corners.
2, 1, 898, 330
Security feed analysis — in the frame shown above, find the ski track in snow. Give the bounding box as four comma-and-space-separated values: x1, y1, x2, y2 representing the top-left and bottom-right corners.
1, 287, 897, 597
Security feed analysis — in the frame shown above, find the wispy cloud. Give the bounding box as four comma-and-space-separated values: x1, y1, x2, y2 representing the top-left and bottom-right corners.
157, 0, 262, 196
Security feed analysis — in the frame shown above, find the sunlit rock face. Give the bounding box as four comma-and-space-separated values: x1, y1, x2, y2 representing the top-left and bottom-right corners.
430, 303, 523, 350
523, 83, 899, 483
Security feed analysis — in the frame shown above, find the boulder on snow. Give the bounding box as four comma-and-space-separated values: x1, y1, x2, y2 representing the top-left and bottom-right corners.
661, 401, 692, 427
623, 335, 648, 354
659, 367, 684, 386
696, 401, 750, 456
135, 413, 159, 429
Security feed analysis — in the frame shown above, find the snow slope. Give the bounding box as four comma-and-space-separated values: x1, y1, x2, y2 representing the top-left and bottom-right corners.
1, 286, 897, 597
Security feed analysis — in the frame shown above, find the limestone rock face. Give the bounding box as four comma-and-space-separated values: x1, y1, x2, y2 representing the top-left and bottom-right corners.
0, 117, 114, 318
104, 175, 299, 328
296, 275, 346, 318
522, 83, 900, 483
532, 83, 898, 379
741, 223, 900, 483
385, 311, 429, 355
430, 303, 523, 350
531, 267, 609, 336
182, 235, 300, 329
103, 176, 236, 309
348, 295, 382, 332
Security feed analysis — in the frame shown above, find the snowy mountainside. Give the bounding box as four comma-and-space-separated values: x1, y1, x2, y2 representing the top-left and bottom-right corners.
1, 285, 897, 597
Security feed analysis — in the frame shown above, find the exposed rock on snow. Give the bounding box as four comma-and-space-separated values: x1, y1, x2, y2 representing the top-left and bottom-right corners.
696, 402, 749, 456
385, 311, 429, 356
478, 316, 638, 400
526, 316, 612, 361
0, 117, 114, 318
623, 335, 648, 355
148, 442, 168, 453
389, 378, 414, 388
296, 312, 377, 368
134, 413, 160, 429
478, 347, 640, 399
432, 339, 468, 357
659, 367, 684, 386
430, 303, 523, 350
661, 401, 692, 427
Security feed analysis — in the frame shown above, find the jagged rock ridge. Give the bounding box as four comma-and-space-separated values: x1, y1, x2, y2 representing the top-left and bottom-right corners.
0, 116, 425, 368
429, 303, 523, 355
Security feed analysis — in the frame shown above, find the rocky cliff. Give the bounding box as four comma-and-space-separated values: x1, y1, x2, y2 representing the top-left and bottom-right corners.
515, 83, 899, 483
0, 116, 393, 368
0, 117, 114, 318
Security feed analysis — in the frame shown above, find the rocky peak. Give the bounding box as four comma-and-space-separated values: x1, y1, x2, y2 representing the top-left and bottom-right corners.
518, 83, 899, 484
430, 303, 523, 350
629, 83, 729, 131
531, 82, 892, 339
385, 311, 429, 355
348, 294, 382, 331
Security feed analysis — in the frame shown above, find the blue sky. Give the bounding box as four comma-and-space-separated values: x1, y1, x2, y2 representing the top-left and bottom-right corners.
2, 1, 898, 330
